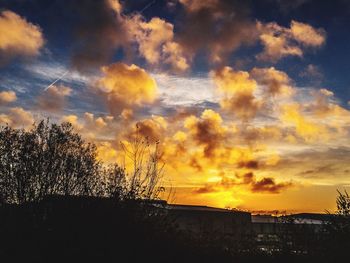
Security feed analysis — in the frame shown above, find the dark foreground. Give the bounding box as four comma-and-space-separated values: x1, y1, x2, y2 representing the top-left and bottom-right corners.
0, 196, 349, 263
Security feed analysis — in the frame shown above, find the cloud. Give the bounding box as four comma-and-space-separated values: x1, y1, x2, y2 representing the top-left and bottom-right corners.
0, 107, 34, 128
127, 15, 173, 64
184, 109, 227, 157
69, 0, 129, 71
238, 160, 259, 169
250, 175, 292, 193
290, 20, 326, 46
96, 141, 118, 163
211, 66, 261, 121
257, 20, 326, 62
299, 64, 323, 84
69, 0, 190, 72
280, 103, 329, 142
251, 67, 294, 97
95, 63, 158, 116
162, 42, 189, 71
61, 114, 80, 127
153, 73, 216, 107
257, 22, 302, 62
61, 112, 116, 140
0, 90, 17, 105
176, 0, 259, 63
37, 85, 72, 112
126, 15, 189, 71
269, 146, 350, 185
0, 10, 44, 64
179, 0, 219, 12
194, 172, 292, 194
131, 115, 168, 143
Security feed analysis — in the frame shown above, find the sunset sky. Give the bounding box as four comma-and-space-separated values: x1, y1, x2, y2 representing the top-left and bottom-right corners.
1, 0, 350, 213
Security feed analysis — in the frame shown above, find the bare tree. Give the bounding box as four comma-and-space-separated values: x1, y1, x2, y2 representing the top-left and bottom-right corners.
120, 129, 165, 201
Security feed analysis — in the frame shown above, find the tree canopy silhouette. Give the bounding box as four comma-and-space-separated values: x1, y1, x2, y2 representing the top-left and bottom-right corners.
0, 120, 101, 204
0, 120, 165, 204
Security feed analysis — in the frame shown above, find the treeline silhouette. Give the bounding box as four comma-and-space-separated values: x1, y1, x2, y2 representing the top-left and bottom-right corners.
0, 120, 349, 263
0, 120, 163, 204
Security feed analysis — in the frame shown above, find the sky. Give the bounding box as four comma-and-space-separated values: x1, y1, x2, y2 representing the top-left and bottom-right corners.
1, 0, 350, 213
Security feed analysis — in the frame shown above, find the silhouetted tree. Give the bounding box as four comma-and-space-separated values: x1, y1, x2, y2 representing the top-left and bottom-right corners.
321, 189, 350, 260
99, 163, 127, 199
0, 120, 102, 204
0, 120, 166, 204
120, 131, 165, 200
336, 189, 350, 216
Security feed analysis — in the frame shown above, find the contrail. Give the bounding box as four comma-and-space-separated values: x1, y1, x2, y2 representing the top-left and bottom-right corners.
44, 70, 69, 91
140, 0, 156, 14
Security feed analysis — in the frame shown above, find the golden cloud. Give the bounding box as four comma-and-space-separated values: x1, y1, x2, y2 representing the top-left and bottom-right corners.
95, 63, 157, 116
0, 90, 17, 105
249, 174, 293, 194
251, 67, 294, 97
162, 42, 189, 71
211, 66, 261, 121
194, 172, 293, 195
257, 20, 325, 62
126, 15, 189, 71
290, 20, 326, 47
96, 141, 118, 163
184, 109, 227, 157
0, 10, 44, 63
131, 115, 168, 143
61, 112, 116, 140
280, 103, 329, 142
257, 21, 302, 62
0, 107, 34, 128
61, 114, 80, 127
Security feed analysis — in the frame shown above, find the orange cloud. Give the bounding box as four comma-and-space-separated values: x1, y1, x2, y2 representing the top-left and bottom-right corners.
37, 85, 72, 112
211, 66, 261, 121
249, 175, 292, 194
61, 114, 80, 128
96, 141, 118, 163
95, 63, 157, 116
162, 42, 189, 71
126, 15, 189, 71
0, 10, 44, 63
257, 20, 325, 62
290, 20, 326, 47
0, 107, 34, 128
257, 21, 302, 62
194, 172, 292, 195
251, 67, 294, 97
61, 112, 116, 140
0, 90, 17, 105
130, 116, 168, 143
184, 109, 227, 157
127, 16, 173, 64
280, 103, 329, 142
